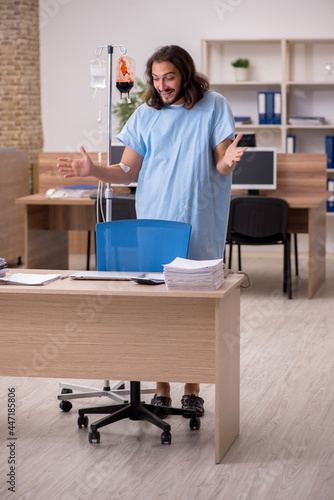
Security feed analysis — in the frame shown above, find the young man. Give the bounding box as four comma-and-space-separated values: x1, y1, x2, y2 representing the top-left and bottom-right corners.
58, 45, 246, 418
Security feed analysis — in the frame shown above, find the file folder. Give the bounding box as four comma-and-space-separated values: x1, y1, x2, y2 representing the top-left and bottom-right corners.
258, 92, 266, 124
273, 92, 281, 124
327, 179, 334, 212
286, 135, 296, 153
325, 135, 334, 169
265, 92, 274, 124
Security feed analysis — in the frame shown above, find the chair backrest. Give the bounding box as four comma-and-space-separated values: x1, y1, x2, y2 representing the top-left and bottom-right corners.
227, 196, 289, 240
96, 219, 191, 272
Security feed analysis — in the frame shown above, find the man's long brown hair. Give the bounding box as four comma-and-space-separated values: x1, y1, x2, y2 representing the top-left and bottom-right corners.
143, 45, 209, 110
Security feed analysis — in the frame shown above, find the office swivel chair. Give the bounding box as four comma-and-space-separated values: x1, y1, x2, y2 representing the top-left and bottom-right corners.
86, 192, 136, 270
77, 219, 200, 445
226, 196, 292, 299
58, 194, 138, 410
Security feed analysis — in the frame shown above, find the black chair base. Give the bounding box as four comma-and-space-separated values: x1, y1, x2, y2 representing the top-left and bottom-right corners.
78, 381, 200, 445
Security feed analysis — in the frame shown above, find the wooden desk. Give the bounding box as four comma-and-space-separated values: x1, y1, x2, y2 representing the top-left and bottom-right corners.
271, 154, 327, 299
0, 270, 245, 464
16, 191, 326, 298
16, 193, 136, 269
278, 193, 327, 299
16, 194, 96, 269
231, 153, 328, 299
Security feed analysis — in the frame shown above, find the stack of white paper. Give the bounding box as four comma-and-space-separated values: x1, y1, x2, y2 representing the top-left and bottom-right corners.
163, 257, 225, 291
288, 116, 325, 125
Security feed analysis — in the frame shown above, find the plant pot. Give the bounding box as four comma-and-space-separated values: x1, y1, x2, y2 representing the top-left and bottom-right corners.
233, 67, 249, 82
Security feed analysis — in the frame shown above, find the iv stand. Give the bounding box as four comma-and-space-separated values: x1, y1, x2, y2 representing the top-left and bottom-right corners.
59, 44, 142, 408
96, 43, 127, 222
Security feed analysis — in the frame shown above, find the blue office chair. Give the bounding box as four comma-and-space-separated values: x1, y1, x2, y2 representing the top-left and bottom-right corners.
77, 219, 200, 445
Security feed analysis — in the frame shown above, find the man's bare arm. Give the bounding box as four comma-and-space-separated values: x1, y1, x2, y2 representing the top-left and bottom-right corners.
57, 145, 143, 185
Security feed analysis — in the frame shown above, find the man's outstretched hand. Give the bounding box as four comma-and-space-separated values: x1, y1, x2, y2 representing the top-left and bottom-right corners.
57, 146, 94, 178
224, 133, 247, 168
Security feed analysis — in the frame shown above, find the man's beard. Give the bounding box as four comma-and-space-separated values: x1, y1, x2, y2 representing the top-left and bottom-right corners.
159, 88, 184, 106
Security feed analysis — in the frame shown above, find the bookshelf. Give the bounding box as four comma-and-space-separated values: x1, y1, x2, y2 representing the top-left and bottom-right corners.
201, 38, 334, 154
201, 38, 334, 220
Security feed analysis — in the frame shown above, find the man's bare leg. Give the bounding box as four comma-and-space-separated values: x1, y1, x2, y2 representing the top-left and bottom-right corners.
184, 383, 200, 397
155, 382, 171, 398
155, 382, 200, 397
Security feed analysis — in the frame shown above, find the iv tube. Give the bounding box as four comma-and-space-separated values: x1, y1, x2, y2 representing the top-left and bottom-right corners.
92, 44, 128, 224
90, 57, 106, 222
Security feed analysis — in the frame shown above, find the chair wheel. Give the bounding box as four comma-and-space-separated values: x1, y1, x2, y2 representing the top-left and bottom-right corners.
61, 388, 73, 394
161, 431, 171, 445
59, 400, 72, 412
89, 431, 100, 443
78, 415, 89, 428
189, 417, 201, 430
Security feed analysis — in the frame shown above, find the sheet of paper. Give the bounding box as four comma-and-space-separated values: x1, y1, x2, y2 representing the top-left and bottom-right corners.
0, 273, 61, 286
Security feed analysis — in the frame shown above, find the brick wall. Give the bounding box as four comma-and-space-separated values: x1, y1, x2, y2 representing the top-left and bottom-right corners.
0, 0, 43, 191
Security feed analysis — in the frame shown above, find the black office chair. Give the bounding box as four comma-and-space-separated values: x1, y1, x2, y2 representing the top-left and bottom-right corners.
226, 196, 292, 299
77, 219, 200, 445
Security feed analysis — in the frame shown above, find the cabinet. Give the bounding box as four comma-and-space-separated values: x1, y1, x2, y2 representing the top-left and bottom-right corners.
0, 150, 30, 262
201, 38, 334, 153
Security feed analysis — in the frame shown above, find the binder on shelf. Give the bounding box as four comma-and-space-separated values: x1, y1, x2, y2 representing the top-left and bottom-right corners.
257, 92, 281, 125
273, 92, 281, 124
286, 135, 296, 153
327, 179, 334, 213
234, 116, 251, 125
325, 135, 334, 169
265, 92, 274, 124
257, 92, 266, 124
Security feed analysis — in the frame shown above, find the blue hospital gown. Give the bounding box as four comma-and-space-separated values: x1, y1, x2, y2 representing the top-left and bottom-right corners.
116, 90, 235, 260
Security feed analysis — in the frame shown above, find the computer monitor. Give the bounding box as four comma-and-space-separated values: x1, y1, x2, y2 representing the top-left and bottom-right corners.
236, 132, 256, 148
231, 148, 277, 195
111, 144, 125, 164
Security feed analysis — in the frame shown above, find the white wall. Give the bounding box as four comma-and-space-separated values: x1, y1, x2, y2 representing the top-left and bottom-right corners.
39, 0, 334, 152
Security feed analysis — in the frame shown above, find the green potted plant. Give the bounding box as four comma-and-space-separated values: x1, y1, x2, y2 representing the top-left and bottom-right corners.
231, 58, 250, 82
113, 78, 147, 131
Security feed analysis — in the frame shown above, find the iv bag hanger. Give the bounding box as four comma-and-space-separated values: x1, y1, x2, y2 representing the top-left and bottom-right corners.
94, 44, 128, 222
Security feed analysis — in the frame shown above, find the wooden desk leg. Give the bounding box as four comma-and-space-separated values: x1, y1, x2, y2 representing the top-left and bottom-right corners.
25, 205, 68, 269
215, 286, 241, 463
308, 199, 326, 299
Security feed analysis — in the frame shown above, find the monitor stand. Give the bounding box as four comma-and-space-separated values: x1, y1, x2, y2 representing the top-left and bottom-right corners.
247, 189, 260, 196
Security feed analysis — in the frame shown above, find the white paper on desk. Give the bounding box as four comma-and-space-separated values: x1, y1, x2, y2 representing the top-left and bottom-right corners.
0, 273, 61, 285
164, 257, 224, 271
163, 258, 225, 290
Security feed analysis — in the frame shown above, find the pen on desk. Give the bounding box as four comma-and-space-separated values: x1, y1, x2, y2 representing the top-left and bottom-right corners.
60, 275, 69, 280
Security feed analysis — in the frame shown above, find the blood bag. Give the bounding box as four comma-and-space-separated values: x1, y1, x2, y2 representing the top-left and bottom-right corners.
116, 56, 135, 99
